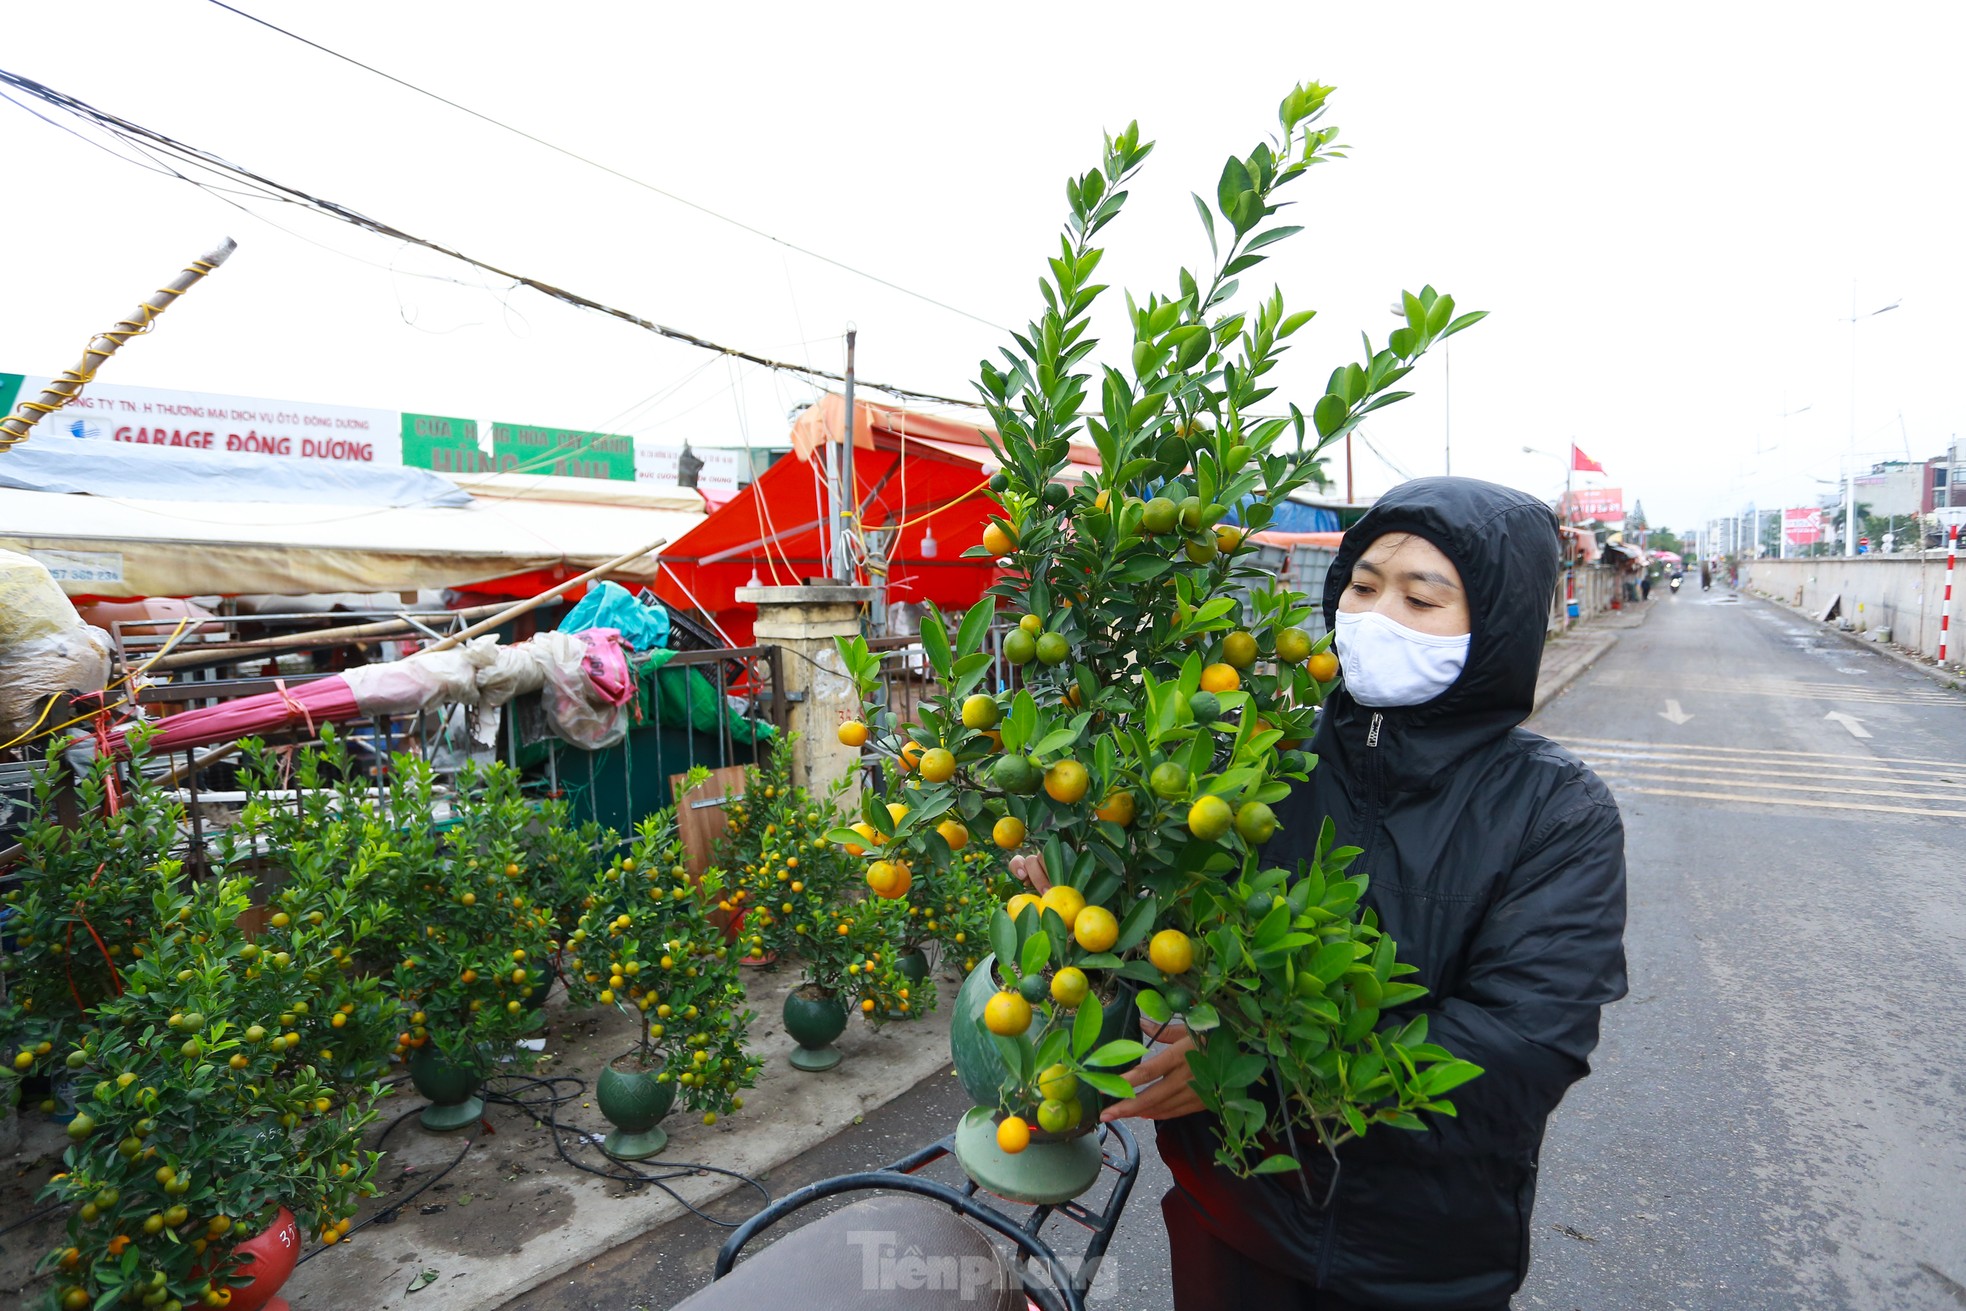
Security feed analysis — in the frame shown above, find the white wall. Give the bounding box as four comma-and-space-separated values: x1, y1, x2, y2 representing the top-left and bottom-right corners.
1745, 554, 1964, 669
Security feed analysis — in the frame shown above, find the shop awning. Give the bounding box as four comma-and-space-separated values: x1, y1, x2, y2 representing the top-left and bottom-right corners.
658, 396, 1006, 641
0, 486, 702, 601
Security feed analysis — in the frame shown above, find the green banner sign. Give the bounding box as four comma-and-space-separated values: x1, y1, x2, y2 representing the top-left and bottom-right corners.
490, 422, 636, 481
0, 372, 28, 424
400, 412, 490, 473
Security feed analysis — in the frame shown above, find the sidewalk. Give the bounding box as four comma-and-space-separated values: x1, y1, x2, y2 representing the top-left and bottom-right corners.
1533, 600, 1653, 714
277, 967, 959, 1311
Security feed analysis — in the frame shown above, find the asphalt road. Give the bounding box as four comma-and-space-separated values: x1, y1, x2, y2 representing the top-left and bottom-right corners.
1518, 589, 1966, 1311
506, 589, 1966, 1311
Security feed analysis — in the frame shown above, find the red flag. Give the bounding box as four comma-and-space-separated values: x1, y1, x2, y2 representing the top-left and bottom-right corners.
1571, 443, 1604, 473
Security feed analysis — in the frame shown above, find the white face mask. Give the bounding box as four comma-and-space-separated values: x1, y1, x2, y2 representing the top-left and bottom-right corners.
1333, 609, 1471, 707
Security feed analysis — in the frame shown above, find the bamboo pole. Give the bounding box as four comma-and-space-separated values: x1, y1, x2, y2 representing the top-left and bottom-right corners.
1, 238, 238, 453
422, 537, 668, 653
143, 603, 511, 673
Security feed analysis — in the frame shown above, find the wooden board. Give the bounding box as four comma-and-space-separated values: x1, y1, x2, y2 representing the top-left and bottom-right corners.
670, 765, 748, 881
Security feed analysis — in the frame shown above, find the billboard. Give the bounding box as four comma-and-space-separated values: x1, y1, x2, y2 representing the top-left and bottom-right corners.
1562, 486, 1624, 524
0, 372, 399, 466
4, 372, 774, 491
1783, 506, 1824, 546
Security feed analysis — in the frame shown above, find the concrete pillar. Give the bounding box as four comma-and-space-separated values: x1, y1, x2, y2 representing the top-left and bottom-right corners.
738, 584, 877, 804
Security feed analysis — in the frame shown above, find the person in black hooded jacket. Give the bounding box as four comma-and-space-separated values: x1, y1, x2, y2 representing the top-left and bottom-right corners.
1014, 476, 1629, 1309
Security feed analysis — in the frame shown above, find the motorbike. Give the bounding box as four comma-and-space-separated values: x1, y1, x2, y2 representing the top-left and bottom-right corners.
674, 1121, 1142, 1310
1668, 575, 1682, 595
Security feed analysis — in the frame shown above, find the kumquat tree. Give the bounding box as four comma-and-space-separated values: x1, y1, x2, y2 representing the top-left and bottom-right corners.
832, 82, 1486, 1181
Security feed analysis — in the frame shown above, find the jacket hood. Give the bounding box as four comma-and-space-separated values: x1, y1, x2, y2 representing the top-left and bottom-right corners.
1316, 476, 1561, 787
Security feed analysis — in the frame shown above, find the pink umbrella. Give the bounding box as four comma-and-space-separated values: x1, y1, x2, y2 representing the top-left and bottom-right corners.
115, 676, 360, 756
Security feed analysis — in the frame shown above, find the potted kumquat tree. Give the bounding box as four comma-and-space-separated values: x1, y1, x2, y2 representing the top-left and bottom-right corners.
830, 84, 1485, 1202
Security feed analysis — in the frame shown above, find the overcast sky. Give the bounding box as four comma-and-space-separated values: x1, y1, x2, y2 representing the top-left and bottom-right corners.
5, 1, 1961, 534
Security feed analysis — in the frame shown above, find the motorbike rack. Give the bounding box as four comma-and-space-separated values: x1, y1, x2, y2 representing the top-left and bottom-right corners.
677, 1119, 1140, 1311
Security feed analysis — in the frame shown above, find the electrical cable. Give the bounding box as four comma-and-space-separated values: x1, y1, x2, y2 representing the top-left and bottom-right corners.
292, 1064, 771, 1266
203, 0, 1004, 332
0, 68, 985, 411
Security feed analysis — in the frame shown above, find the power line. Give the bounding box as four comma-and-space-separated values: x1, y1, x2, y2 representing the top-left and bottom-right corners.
0, 68, 985, 411
203, 0, 1005, 332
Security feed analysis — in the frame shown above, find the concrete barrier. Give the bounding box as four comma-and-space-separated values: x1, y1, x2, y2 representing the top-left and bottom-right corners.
1745, 555, 1961, 664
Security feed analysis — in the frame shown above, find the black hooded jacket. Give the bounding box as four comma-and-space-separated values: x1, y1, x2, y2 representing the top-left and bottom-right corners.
1156, 477, 1629, 1309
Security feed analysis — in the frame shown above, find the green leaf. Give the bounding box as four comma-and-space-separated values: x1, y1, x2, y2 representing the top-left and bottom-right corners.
1251, 1154, 1302, 1175
1191, 192, 1218, 258
1135, 987, 1170, 1025
1184, 1002, 1220, 1031
1033, 726, 1083, 757
1115, 894, 1158, 953
988, 911, 1016, 978
1313, 393, 1348, 438
1420, 1060, 1485, 1096
1035, 1026, 1072, 1072
957, 598, 995, 658
1086, 1039, 1147, 1068
1077, 1070, 1136, 1100
993, 1033, 1032, 1085
1072, 993, 1102, 1057
1004, 690, 1038, 754
1216, 157, 1253, 219
1244, 225, 1304, 252
1020, 930, 1052, 977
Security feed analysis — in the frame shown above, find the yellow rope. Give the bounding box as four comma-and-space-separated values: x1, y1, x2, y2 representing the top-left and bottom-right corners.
886, 479, 995, 532
0, 614, 193, 751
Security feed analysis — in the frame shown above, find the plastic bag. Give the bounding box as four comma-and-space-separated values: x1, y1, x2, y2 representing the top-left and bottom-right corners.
0, 549, 81, 646
0, 627, 112, 741
341, 645, 484, 715
0, 550, 112, 739
558, 581, 670, 651
536, 630, 627, 750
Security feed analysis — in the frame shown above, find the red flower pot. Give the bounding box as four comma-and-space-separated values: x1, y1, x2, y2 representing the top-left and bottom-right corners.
226, 1208, 301, 1311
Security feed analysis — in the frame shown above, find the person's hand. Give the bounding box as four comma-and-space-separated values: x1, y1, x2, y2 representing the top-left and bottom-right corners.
1008, 852, 1051, 895
1101, 1024, 1202, 1121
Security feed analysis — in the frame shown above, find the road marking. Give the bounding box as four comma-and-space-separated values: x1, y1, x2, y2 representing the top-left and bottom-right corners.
1594, 767, 1954, 805
1573, 754, 1966, 793
1587, 670, 1959, 706
1614, 785, 1966, 821
1557, 735, 1966, 771
1825, 711, 1872, 739
1658, 699, 1694, 725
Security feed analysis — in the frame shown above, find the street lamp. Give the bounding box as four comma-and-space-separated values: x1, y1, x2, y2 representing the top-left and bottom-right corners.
1841, 291, 1899, 556
1523, 444, 1565, 513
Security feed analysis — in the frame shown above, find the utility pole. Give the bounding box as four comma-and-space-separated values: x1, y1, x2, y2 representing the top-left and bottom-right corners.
834, 328, 858, 583
1844, 287, 1900, 557
1443, 343, 1452, 477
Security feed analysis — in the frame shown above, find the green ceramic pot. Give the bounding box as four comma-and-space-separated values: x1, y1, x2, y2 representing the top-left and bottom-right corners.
949, 954, 1139, 1110
952, 1105, 1105, 1206
884, 947, 932, 1021
782, 986, 848, 1072
408, 1043, 487, 1132
595, 1058, 677, 1161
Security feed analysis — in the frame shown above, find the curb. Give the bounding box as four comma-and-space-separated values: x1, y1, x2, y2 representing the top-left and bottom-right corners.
1741, 591, 1966, 694
1532, 631, 1619, 714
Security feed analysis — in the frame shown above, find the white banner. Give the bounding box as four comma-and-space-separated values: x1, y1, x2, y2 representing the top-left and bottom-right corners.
633, 439, 751, 494
18, 375, 401, 467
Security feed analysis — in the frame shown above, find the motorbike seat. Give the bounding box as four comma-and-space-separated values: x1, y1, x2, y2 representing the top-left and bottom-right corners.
673, 1192, 1024, 1311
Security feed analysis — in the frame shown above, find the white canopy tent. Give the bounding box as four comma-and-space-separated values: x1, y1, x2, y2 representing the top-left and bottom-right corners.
0, 477, 704, 598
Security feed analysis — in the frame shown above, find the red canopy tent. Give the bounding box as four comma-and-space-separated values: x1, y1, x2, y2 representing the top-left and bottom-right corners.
655, 395, 1100, 644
